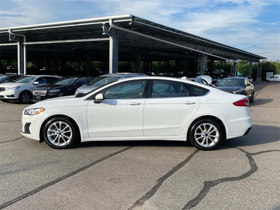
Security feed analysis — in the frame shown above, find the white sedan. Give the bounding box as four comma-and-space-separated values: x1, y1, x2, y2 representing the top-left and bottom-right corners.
21, 77, 252, 150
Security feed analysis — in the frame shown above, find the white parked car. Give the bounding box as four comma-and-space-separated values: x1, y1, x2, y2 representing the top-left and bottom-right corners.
21, 76, 252, 150
267, 74, 280, 82
0, 75, 60, 103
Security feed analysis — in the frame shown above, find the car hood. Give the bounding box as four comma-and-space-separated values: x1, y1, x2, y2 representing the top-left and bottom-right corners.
216, 86, 244, 92
29, 95, 78, 107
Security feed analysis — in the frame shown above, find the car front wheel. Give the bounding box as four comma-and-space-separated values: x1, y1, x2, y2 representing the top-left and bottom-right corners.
42, 117, 79, 149
189, 118, 224, 150
19, 91, 32, 104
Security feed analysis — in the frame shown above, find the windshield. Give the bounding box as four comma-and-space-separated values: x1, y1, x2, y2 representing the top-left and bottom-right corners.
0, 75, 7, 81
55, 77, 79, 86
217, 78, 244, 86
88, 76, 120, 86
14, 76, 36, 83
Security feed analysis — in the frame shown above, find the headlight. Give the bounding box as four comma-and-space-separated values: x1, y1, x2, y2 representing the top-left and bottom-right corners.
24, 108, 45, 115
7, 86, 20, 90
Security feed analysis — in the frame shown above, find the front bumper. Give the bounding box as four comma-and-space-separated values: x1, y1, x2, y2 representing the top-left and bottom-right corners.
0, 89, 18, 99
21, 114, 44, 141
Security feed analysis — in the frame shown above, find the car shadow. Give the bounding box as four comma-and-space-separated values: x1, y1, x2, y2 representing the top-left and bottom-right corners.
225, 124, 280, 148
73, 139, 191, 149
73, 124, 279, 150
251, 98, 273, 106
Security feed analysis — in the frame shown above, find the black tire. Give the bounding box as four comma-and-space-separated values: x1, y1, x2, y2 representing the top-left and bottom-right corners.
42, 117, 79, 149
19, 91, 32, 104
189, 118, 224, 150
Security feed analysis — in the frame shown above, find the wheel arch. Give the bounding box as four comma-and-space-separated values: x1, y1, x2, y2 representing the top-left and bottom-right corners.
18, 90, 32, 99
187, 115, 226, 141
39, 115, 81, 143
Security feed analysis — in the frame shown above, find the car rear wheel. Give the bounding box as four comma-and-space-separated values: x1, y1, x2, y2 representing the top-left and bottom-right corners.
42, 117, 79, 149
249, 91, 255, 103
19, 91, 32, 104
189, 118, 224, 150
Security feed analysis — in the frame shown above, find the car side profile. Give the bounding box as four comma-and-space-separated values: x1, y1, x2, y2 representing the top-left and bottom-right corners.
33, 76, 95, 101
21, 77, 252, 150
0, 75, 61, 103
267, 74, 280, 82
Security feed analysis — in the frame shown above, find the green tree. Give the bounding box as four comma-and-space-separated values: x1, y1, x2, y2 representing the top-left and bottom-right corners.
237, 60, 250, 76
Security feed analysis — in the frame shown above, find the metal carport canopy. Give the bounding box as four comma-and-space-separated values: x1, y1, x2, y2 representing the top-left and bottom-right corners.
0, 14, 266, 74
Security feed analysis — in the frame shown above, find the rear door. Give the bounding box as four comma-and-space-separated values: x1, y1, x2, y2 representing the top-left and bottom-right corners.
143, 80, 201, 137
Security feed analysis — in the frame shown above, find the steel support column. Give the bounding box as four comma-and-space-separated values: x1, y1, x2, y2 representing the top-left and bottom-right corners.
233, 60, 237, 76
109, 30, 118, 74
17, 38, 26, 75
9, 30, 26, 75
198, 54, 207, 75
257, 61, 262, 81
249, 61, 253, 78
135, 50, 142, 73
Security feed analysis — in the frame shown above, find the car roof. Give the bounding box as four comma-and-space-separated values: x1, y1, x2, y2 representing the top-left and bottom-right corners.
99, 73, 146, 78
222, 77, 246, 80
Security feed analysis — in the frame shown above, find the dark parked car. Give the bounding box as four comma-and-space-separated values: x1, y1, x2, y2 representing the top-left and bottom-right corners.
0, 74, 21, 83
33, 76, 95, 101
216, 77, 255, 103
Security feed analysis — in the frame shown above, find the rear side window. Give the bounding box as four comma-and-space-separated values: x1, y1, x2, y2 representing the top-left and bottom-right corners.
151, 80, 189, 98
184, 84, 209, 96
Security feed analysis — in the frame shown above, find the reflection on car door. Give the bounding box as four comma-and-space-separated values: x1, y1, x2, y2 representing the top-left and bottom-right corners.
144, 80, 200, 136
87, 80, 147, 138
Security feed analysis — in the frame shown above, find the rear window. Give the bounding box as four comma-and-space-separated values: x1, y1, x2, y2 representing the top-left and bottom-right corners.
184, 84, 209, 96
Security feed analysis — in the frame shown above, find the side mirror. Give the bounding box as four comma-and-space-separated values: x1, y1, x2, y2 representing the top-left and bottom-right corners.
94, 93, 104, 104
33, 81, 39, 85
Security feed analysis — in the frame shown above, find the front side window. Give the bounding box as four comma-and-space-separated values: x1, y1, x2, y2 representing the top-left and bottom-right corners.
104, 80, 146, 99
35, 77, 50, 85
151, 80, 189, 98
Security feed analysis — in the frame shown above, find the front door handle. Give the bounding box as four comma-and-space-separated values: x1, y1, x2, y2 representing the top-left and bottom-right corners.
185, 101, 196, 105
129, 102, 141, 105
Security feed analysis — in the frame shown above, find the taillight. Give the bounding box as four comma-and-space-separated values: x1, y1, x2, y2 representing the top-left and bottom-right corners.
233, 98, 249, 106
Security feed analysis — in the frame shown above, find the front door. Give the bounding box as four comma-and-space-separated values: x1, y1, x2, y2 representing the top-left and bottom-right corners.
87, 80, 147, 138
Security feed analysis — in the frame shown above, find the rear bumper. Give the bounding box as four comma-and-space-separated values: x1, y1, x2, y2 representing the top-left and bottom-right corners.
226, 116, 252, 139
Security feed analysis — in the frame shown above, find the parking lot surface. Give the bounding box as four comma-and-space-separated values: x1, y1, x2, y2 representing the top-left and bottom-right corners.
0, 81, 279, 210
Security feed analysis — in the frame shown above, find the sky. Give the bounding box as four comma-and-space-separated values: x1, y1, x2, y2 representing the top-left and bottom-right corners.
0, 0, 279, 61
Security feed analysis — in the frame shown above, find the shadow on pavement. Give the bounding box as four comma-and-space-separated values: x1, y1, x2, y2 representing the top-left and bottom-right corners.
71, 124, 279, 150
73, 139, 191, 149
226, 124, 280, 148
252, 98, 273, 106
